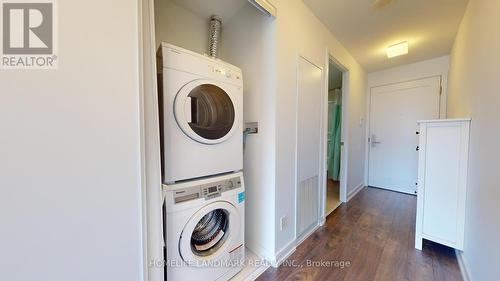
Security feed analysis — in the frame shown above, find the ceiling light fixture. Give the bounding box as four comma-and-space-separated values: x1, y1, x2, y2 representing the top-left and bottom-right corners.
387, 41, 409, 58
373, 0, 394, 9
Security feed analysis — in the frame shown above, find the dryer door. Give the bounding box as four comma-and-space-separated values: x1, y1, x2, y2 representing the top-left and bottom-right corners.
174, 79, 239, 144
179, 201, 241, 266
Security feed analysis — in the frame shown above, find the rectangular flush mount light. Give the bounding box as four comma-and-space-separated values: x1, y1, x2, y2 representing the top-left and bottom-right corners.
387, 41, 409, 58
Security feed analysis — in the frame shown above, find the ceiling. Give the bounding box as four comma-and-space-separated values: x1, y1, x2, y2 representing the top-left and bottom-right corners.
304, 0, 469, 72
172, 0, 247, 22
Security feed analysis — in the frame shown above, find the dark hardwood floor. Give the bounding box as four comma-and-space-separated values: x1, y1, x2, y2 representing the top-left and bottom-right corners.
257, 187, 462, 281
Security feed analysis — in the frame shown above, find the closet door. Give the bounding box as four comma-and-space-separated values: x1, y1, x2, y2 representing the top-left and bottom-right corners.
296, 57, 323, 239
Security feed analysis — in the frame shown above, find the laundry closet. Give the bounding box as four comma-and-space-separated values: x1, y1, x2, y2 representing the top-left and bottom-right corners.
152, 1, 277, 280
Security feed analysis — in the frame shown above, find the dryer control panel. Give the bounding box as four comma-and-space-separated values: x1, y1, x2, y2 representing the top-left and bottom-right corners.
173, 176, 242, 204
211, 66, 242, 82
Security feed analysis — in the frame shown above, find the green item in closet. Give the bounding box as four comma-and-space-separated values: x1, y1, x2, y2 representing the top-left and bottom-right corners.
327, 103, 342, 181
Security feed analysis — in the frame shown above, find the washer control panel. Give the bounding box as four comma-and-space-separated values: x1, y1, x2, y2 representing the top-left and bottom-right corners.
173, 176, 242, 204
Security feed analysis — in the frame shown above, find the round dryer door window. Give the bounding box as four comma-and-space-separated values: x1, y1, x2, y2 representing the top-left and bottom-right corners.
179, 201, 241, 266
174, 79, 239, 144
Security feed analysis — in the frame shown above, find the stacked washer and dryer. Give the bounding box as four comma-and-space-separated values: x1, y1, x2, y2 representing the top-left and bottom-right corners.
158, 43, 245, 281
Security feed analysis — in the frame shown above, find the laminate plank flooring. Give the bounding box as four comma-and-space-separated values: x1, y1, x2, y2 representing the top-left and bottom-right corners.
257, 187, 462, 281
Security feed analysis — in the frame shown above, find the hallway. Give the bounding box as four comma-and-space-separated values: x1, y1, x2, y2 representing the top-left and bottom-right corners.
258, 187, 462, 281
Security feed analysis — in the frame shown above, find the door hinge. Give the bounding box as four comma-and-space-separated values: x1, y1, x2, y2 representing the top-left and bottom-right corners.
439, 85, 443, 95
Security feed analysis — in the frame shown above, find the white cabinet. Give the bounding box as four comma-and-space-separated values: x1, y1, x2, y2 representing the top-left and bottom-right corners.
415, 119, 470, 250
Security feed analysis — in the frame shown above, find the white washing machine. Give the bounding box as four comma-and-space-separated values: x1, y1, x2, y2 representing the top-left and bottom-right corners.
158, 43, 243, 183
163, 172, 245, 281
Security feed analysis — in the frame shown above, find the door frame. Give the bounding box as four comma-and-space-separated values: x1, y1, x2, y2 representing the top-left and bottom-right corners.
365, 75, 445, 194
320, 49, 349, 222
138, 0, 164, 281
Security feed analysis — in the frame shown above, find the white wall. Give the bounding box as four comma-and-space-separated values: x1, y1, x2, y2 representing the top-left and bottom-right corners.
447, 0, 500, 279
0, 1, 143, 281
273, 0, 367, 259
368, 55, 450, 119
154, 0, 209, 53
221, 4, 278, 261
368, 55, 450, 87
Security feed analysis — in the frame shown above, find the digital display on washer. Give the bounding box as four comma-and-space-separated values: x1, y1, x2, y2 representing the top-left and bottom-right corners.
208, 186, 217, 193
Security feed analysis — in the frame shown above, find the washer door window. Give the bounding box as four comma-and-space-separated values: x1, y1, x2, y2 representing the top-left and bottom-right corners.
175, 80, 238, 144
179, 201, 241, 266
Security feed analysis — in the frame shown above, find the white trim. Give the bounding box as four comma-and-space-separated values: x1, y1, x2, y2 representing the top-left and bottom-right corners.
245, 237, 271, 265
325, 200, 342, 217
417, 118, 471, 123
455, 250, 470, 281
137, 2, 147, 278
321, 48, 349, 223
248, 0, 277, 17
364, 82, 370, 187
296, 224, 320, 246
340, 71, 350, 204
269, 222, 320, 268
270, 213, 321, 269
347, 183, 365, 202
138, 0, 164, 280
270, 240, 297, 268
415, 121, 426, 251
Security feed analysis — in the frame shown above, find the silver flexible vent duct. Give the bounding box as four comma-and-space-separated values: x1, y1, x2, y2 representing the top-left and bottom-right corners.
208, 15, 222, 58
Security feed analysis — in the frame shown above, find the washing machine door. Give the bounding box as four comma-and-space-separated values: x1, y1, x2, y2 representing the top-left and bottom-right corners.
174, 79, 239, 144
179, 201, 241, 266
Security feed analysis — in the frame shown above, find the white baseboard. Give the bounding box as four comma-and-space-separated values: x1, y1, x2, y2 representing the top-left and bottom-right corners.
296, 224, 320, 246
270, 240, 296, 268
347, 183, 365, 202
231, 247, 270, 281
455, 249, 470, 281
245, 238, 270, 264
271, 222, 321, 268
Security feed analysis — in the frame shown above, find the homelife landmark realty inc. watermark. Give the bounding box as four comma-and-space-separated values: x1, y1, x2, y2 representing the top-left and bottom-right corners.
1, 0, 57, 69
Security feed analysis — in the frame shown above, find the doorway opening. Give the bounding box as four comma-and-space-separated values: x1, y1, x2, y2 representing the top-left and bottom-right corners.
322, 55, 349, 218
325, 61, 343, 214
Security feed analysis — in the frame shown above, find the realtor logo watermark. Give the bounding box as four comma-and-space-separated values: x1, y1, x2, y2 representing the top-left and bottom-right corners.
1, 0, 57, 69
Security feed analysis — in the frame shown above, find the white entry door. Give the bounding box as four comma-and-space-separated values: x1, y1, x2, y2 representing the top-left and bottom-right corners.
368, 76, 441, 194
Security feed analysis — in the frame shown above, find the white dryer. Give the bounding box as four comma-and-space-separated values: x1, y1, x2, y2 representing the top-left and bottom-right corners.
163, 172, 245, 281
158, 43, 243, 183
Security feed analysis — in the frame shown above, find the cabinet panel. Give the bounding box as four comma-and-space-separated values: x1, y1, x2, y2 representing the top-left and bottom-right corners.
422, 125, 461, 242
415, 119, 469, 251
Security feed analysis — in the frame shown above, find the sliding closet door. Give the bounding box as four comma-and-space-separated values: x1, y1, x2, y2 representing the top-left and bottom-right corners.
296, 56, 323, 239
